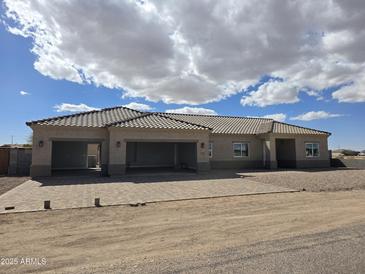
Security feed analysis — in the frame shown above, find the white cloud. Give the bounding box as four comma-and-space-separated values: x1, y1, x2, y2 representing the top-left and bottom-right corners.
19, 90, 30, 96
332, 77, 365, 103
290, 111, 343, 121
166, 107, 217, 116
241, 80, 299, 107
54, 103, 99, 113
323, 30, 355, 52
123, 102, 153, 111
262, 113, 287, 122
4, 0, 365, 105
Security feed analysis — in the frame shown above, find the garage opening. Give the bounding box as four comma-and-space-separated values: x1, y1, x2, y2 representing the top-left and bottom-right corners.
126, 142, 197, 173
51, 141, 101, 176
275, 139, 296, 168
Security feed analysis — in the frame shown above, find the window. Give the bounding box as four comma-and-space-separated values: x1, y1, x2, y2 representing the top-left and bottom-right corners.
233, 143, 248, 157
208, 142, 213, 158
305, 143, 320, 157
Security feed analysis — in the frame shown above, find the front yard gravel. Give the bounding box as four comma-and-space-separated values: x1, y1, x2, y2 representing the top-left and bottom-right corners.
242, 168, 365, 192
0, 176, 29, 196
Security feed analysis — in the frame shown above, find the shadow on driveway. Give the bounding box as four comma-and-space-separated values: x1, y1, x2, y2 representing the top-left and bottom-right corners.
36, 169, 247, 186
35, 167, 356, 187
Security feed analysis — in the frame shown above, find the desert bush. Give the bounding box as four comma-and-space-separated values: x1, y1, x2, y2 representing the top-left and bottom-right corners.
333, 149, 359, 156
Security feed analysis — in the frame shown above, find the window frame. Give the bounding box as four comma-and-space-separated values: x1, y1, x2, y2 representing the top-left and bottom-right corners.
233, 142, 249, 158
305, 142, 320, 158
208, 142, 213, 158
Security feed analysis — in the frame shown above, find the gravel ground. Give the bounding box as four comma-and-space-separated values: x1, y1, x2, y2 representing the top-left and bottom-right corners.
241, 168, 365, 192
0, 190, 364, 273
118, 223, 365, 274
0, 177, 29, 196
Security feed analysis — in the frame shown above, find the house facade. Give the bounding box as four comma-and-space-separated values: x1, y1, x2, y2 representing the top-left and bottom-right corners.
27, 106, 331, 177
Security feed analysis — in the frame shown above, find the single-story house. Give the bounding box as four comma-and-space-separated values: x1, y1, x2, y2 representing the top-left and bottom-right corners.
27, 106, 331, 177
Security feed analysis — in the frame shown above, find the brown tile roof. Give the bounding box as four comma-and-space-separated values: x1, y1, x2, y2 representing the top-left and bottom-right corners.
161, 113, 272, 134
26, 106, 330, 135
26, 106, 142, 127
110, 113, 211, 130
162, 113, 330, 135
272, 121, 330, 135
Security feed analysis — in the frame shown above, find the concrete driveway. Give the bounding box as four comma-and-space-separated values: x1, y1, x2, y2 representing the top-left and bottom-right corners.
0, 171, 294, 213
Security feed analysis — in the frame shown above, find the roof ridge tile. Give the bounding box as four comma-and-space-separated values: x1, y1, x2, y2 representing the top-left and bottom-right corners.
107, 112, 152, 127
161, 112, 274, 120
155, 113, 212, 130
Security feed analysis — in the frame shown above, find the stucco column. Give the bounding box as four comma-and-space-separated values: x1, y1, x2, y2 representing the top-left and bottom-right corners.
262, 140, 269, 169
196, 138, 210, 172
100, 140, 109, 176
30, 129, 52, 177
108, 128, 126, 176
268, 136, 277, 169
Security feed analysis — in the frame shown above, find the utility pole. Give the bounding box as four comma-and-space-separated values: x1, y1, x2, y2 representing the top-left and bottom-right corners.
11, 135, 14, 145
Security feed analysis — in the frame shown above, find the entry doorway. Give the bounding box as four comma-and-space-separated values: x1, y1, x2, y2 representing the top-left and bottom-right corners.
87, 144, 100, 169
275, 139, 296, 168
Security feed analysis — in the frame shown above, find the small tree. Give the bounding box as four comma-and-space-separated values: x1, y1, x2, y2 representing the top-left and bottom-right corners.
26, 133, 33, 145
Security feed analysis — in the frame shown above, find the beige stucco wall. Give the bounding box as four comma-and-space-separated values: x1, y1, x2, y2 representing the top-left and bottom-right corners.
295, 135, 329, 161
88, 144, 99, 155
209, 134, 263, 162
294, 134, 330, 168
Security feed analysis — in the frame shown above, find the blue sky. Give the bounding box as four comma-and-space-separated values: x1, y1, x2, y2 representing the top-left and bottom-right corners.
1, 1, 364, 150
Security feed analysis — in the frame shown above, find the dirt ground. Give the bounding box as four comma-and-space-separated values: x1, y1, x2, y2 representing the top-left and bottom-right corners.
0, 190, 364, 273
241, 168, 365, 192
0, 176, 29, 196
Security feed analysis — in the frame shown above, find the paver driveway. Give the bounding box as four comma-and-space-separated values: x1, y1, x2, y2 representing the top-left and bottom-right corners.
0, 171, 294, 213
